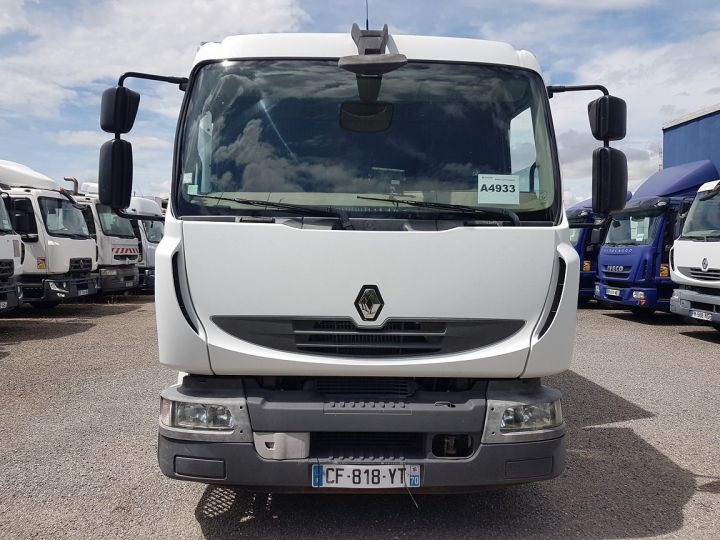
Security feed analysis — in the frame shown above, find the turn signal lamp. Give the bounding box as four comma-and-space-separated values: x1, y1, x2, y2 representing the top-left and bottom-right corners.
659, 264, 670, 277
582, 260, 592, 272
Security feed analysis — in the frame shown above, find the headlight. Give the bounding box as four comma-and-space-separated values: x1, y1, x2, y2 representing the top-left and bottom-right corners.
160, 398, 234, 431
500, 401, 563, 432
594, 284, 600, 295
100, 268, 118, 276
632, 291, 645, 299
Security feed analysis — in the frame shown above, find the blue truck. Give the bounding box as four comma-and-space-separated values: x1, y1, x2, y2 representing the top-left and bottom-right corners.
594, 160, 718, 314
568, 192, 632, 302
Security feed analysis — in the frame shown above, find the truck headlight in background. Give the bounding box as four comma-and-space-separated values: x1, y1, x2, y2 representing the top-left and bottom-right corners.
100, 268, 117, 276
632, 291, 645, 300
160, 398, 234, 431
500, 401, 563, 432
595, 284, 600, 296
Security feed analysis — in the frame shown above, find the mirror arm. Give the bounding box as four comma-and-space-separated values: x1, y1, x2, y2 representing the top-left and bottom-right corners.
113, 209, 164, 222
118, 72, 188, 88
569, 217, 611, 229
547, 84, 609, 99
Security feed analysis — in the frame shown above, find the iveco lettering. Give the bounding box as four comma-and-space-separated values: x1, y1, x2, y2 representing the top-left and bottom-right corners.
96, 25, 628, 491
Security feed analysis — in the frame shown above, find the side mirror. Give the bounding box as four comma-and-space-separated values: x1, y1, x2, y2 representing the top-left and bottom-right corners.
99, 139, 133, 209
21, 233, 39, 243
588, 95, 626, 141
101, 86, 140, 134
592, 146, 628, 214
590, 228, 604, 245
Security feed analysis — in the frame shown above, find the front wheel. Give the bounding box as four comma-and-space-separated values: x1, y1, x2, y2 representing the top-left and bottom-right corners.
629, 307, 655, 317
29, 301, 62, 310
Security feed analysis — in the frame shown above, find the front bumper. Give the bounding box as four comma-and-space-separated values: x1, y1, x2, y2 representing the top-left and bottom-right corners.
594, 282, 665, 310
158, 435, 565, 492
0, 279, 22, 312
670, 288, 720, 323
20, 274, 100, 303
99, 266, 139, 292
157, 377, 566, 491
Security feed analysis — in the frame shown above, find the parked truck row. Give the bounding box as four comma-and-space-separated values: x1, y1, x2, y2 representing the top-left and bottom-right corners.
0, 160, 165, 312
570, 104, 720, 331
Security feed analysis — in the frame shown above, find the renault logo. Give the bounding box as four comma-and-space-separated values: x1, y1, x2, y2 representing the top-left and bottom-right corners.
355, 285, 384, 321
702, 258, 709, 271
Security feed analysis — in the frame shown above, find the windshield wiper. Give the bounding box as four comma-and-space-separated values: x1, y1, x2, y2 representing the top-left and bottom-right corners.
356, 196, 521, 226
193, 195, 354, 230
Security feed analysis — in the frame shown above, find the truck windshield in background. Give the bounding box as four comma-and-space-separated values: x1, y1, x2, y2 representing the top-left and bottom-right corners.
605, 212, 663, 246
0, 200, 13, 233
38, 197, 90, 238
681, 190, 720, 239
142, 220, 164, 243
177, 60, 560, 223
96, 204, 136, 238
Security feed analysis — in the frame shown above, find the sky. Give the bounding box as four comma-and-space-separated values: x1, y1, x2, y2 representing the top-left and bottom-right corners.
1, 0, 719, 204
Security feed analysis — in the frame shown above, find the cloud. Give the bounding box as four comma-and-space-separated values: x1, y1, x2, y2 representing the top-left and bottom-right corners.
0, 0, 308, 117
529, 0, 653, 10
58, 130, 171, 150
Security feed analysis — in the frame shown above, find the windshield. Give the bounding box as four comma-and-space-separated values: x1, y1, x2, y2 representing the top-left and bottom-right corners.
142, 220, 164, 243
569, 227, 583, 247
682, 190, 720, 238
605, 212, 663, 246
38, 197, 90, 238
177, 60, 560, 223
96, 204, 135, 237
0, 200, 13, 233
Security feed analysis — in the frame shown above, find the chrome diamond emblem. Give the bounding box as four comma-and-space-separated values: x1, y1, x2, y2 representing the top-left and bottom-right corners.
702, 258, 709, 271
355, 285, 384, 321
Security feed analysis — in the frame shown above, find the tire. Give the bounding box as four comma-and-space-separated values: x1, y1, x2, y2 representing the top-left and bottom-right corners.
29, 301, 62, 310
629, 307, 655, 317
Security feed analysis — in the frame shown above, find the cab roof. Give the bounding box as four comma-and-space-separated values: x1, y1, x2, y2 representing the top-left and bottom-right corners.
0, 160, 58, 190
633, 160, 719, 199
193, 33, 543, 77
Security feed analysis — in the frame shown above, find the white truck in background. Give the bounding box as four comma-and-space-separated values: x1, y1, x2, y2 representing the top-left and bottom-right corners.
96, 27, 628, 491
66, 180, 140, 293
0, 160, 98, 308
670, 179, 720, 330
127, 196, 164, 291
0, 193, 23, 313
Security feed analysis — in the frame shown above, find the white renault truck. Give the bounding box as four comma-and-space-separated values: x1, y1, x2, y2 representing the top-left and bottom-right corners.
670, 179, 720, 330
97, 27, 627, 491
0, 193, 23, 313
0, 160, 98, 308
67, 181, 140, 293
127, 196, 164, 291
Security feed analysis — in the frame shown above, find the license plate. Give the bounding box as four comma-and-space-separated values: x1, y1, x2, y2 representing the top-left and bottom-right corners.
311, 464, 421, 489
606, 288, 621, 297
690, 309, 713, 321
78, 289, 88, 296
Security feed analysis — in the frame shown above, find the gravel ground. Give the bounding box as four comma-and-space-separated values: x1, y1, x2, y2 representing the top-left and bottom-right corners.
0, 299, 718, 539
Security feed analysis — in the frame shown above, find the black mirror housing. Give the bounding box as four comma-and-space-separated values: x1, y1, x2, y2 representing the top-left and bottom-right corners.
592, 146, 628, 214
588, 95, 626, 141
340, 101, 394, 132
99, 139, 133, 209
101, 86, 140, 134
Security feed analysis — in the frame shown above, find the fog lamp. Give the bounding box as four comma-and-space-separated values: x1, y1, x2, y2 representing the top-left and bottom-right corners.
632, 291, 645, 300
500, 401, 563, 432
160, 398, 234, 430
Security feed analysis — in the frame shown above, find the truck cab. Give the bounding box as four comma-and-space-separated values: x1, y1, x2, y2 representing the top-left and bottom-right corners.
96, 28, 628, 491
669, 178, 720, 330
73, 183, 140, 293
0, 193, 23, 313
595, 160, 718, 315
0, 160, 99, 308
127, 197, 164, 291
